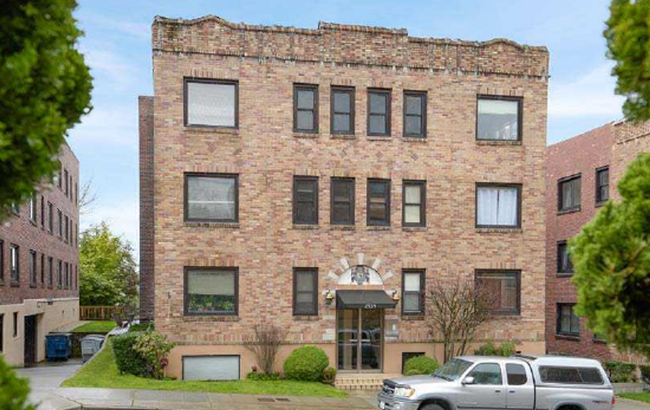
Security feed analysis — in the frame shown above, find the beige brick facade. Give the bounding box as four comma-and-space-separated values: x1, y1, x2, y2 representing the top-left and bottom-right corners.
142, 15, 549, 379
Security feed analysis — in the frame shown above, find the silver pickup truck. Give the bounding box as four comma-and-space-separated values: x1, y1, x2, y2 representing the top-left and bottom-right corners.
378, 355, 614, 410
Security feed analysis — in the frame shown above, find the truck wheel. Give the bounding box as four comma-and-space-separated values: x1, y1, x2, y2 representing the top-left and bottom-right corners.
420, 404, 445, 410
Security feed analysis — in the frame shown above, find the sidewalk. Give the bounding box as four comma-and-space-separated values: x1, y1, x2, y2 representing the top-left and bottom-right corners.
33, 387, 376, 410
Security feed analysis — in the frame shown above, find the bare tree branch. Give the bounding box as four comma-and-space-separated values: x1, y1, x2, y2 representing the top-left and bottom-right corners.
79, 178, 98, 216
243, 324, 287, 375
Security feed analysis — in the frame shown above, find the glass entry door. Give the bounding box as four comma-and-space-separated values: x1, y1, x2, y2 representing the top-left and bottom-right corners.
337, 309, 382, 371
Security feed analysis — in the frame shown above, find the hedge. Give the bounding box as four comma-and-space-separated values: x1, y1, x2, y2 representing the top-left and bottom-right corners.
403, 356, 440, 375
283, 345, 329, 382
112, 332, 148, 377
604, 361, 637, 383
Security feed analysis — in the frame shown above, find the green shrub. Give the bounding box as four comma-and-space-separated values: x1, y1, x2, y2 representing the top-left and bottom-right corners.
474, 342, 517, 357
604, 361, 637, 383
112, 332, 148, 377
133, 331, 175, 380
247, 371, 281, 381
640, 365, 650, 384
322, 367, 337, 385
403, 356, 440, 375
0, 354, 35, 410
129, 323, 154, 333
283, 345, 329, 382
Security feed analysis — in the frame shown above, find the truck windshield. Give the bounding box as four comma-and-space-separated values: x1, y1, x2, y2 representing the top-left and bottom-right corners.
434, 359, 473, 381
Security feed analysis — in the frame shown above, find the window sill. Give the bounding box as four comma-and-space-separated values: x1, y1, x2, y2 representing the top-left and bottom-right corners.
595, 201, 608, 208
555, 333, 581, 341
557, 273, 574, 278
402, 137, 427, 143
330, 134, 356, 140
293, 224, 319, 230
476, 140, 522, 146
29, 284, 37, 289
402, 226, 426, 232
293, 132, 319, 139
10, 281, 20, 288
183, 315, 240, 322
293, 315, 320, 321
593, 338, 607, 344
367, 225, 391, 231
475, 227, 522, 234
184, 221, 240, 229
490, 312, 521, 318
367, 136, 391, 141
183, 126, 240, 137
401, 314, 425, 320
557, 207, 581, 216
330, 225, 355, 231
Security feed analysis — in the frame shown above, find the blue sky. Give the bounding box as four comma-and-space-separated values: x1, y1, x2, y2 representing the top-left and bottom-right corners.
69, 0, 624, 257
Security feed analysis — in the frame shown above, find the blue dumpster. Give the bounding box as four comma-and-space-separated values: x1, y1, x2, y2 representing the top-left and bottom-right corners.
45, 333, 71, 361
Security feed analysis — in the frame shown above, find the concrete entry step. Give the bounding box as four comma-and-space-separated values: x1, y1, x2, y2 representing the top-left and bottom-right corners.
334, 373, 401, 390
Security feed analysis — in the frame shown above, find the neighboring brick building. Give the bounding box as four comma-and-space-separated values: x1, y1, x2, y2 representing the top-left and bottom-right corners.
0, 142, 80, 367
140, 15, 550, 380
546, 120, 648, 364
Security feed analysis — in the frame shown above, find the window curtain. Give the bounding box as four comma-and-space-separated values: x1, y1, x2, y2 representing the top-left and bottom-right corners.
188, 270, 235, 296
478, 187, 517, 226
187, 82, 235, 127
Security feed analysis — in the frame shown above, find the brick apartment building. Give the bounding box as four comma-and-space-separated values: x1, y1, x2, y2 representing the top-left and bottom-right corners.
140, 15, 550, 380
0, 143, 80, 367
546, 120, 649, 363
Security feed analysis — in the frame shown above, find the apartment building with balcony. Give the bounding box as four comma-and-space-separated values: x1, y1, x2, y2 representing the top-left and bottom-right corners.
0, 142, 80, 367
139, 15, 549, 380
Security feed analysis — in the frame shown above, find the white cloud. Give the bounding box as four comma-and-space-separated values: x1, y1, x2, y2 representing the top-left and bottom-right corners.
81, 199, 140, 261
548, 63, 625, 118
82, 46, 138, 91
68, 103, 137, 148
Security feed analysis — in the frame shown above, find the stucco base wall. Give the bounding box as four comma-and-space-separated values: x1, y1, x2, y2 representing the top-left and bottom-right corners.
166, 340, 546, 380
0, 298, 79, 367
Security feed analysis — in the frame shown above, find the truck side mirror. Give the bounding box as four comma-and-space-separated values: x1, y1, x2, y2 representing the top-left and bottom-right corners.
462, 376, 475, 385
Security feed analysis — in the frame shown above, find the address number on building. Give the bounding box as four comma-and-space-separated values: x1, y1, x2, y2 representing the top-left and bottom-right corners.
364, 303, 377, 309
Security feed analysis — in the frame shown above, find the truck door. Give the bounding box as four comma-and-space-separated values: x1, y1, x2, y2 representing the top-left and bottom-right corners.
458, 363, 507, 410
505, 363, 535, 410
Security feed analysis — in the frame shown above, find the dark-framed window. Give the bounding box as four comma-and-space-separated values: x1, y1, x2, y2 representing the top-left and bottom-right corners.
596, 167, 609, 205
184, 78, 239, 128
331, 178, 355, 225
367, 179, 391, 226
40, 196, 45, 228
402, 180, 426, 227
47, 257, 53, 288
293, 176, 318, 225
57, 260, 62, 289
402, 270, 425, 315
64, 262, 69, 289
475, 270, 521, 315
64, 169, 69, 196
557, 303, 580, 336
58, 165, 63, 189
0, 240, 4, 284
367, 89, 391, 136
293, 84, 318, 133
476, 95, 522, 141
184, 267, 238, 316
403, 91, 427, 138
64, 215, 69, 243
10, 244, 19, 283
13, 312, 18, 338
40, 254, 44, 285
557, 241, 573, 275
558, 175, 581, 213
29, 194, 37, 223
0, 314, 3, 352
47, 202, 53, 233
57, 210, 63, 237
331, 86, 354, 134
293, 268, 318, 316
29, 250, 36, 288
476, 184, 522, 228
402, 352, 425, 373
184, 173, 239, 223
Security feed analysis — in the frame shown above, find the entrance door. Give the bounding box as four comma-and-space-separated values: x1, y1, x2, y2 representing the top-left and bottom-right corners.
24, 315, 37, 367
337, 309, 382, 372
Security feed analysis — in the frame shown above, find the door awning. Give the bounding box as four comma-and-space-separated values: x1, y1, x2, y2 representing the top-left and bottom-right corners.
336, 290, 397, 310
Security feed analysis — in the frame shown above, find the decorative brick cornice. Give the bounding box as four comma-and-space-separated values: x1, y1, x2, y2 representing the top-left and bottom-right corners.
152, 15, 549, 79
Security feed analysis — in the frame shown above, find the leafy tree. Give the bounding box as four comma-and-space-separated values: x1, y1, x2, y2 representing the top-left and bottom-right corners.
80, 222, 138, 306
570, 153, 650, 358
0, 0, 92, 214
605, 0, 650, 121
0, 354, 35, 410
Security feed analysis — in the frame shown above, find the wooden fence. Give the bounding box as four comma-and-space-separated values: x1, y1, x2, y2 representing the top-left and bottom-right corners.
80, 306, 124, 321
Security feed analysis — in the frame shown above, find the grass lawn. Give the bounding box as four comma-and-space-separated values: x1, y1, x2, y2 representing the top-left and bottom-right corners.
72, 321, 117, 333
62, 338, 346, 397
619, 392, 650, 404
